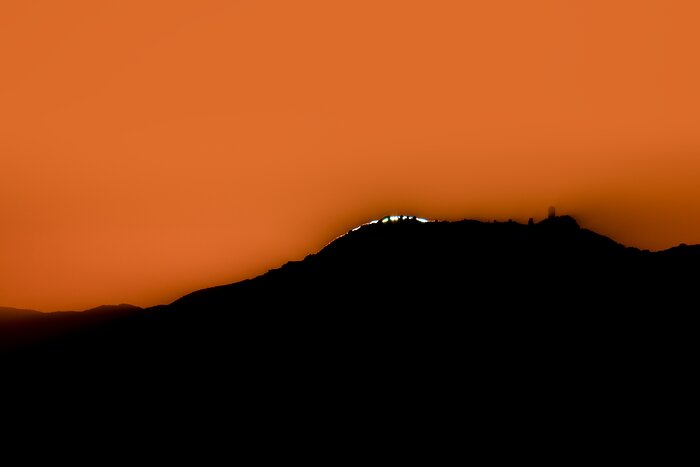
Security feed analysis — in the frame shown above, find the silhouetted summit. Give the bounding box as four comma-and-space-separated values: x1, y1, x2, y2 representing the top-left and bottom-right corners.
3, 214, 697, 372
168, 213, 671, 314
5, 214, 697, 446
537, 213, 579, 229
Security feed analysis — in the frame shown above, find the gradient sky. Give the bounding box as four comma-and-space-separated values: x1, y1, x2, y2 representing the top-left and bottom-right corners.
2, 0, 700, 311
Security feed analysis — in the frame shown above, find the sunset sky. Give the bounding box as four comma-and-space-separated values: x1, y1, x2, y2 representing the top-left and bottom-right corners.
2, 0, 700, 311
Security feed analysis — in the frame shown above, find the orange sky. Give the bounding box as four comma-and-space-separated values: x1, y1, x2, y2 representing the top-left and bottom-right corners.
2, 0, 700, 311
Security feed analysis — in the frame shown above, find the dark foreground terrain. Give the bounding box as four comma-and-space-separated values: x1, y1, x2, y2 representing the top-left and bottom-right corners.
2, 215, 696, 447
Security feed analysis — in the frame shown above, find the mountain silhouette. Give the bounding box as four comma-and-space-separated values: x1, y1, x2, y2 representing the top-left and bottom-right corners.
4, 214, 696, 448
3, 214, 695, 363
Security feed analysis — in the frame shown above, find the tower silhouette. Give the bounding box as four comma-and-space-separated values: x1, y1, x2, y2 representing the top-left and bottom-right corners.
548, 206, 556, 219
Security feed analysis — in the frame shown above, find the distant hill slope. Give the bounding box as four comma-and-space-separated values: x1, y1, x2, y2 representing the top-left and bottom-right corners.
0, 306, 43, 320
0, 303, 141, 351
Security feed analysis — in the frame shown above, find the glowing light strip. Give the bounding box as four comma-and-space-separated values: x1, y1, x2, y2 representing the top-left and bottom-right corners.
325, 215, 432, 247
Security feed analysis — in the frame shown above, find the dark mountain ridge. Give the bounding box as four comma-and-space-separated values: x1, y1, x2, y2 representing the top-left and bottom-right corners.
0, 303, 142, 350
3, 215, 697, 365
0, 306, 43, 320
3, 214, 696, 447
0, 303, 140, 316
169, 214, 696, 313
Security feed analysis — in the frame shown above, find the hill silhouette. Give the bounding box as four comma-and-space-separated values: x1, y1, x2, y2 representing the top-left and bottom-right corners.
4, 214, 696, 449
3, 215, 695, 363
